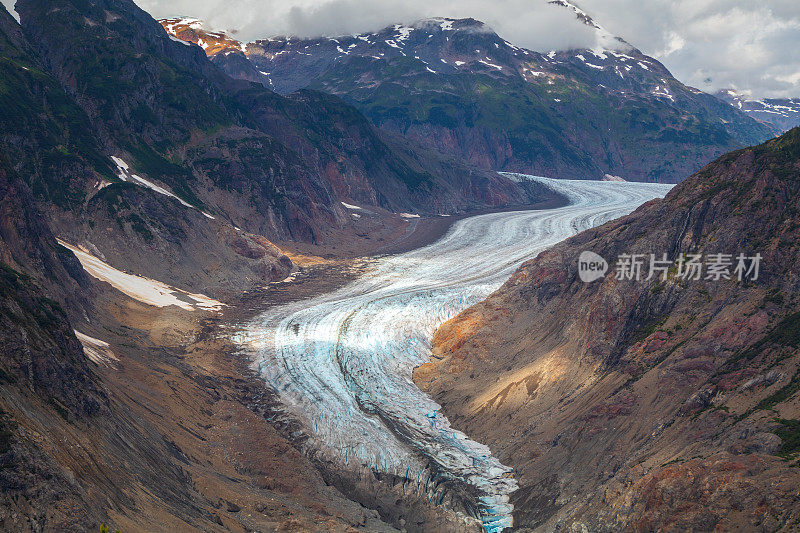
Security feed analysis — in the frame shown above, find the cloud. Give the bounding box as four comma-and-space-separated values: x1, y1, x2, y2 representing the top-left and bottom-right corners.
581, 0, 800, 97
3, 0, 799, 97
130, 0, 603, 52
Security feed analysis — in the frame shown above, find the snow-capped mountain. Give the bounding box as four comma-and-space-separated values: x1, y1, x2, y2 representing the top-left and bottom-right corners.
160, 5, 773, 182
160, 17, 270, 84
716, 89, 800, 135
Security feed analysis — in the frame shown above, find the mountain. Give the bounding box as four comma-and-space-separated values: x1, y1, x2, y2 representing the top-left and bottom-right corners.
5, 0, 549, 300
415, 127, 800, 530
161, 17, 271, 86
0, 0, 292, 297
2, 0, 794, 530
716, 89, 800, 135
161, 4, 774, 183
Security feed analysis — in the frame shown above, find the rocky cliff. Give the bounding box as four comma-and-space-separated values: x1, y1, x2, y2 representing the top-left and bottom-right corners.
416, 128, 800, 530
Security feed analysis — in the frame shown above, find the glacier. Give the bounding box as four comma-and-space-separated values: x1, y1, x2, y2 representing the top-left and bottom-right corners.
237, 176, 672, 532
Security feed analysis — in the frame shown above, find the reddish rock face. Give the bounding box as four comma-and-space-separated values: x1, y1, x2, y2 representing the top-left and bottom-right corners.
161, 18, 243, 56
415, 128, 800, 531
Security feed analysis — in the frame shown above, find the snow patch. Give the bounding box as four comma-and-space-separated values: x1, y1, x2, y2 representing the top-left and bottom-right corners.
608, 51, 635, 61
7, 5, 20, 23
112, 157, 191, 207
111, 156, 215, 219
478, 59, 503, 70
394, 24, 414, 41
341, 201, 365, 211
75, 331, 118, 366
168, 35, 190, 46
652, 85, 675, 101
59, 240, 225, 312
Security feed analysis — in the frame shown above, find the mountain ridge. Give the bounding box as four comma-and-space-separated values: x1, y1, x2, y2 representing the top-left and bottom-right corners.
161, 10, 774, 183
4, 0, 550, 300
716, 89, 800, 135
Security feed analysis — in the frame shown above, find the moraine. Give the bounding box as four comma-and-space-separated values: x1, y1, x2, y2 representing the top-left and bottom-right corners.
237, 176, 672, 532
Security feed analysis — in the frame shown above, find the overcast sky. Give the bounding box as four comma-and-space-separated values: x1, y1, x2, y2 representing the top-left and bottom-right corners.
4, 0, 798, 98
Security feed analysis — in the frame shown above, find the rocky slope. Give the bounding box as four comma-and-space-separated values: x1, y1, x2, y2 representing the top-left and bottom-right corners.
0, 100, 393, 533
415, 127, 800, 530
162, 3, 774, 183
716, 89, 800, 135
0, 143, 113, 532
0, 2, 292, 298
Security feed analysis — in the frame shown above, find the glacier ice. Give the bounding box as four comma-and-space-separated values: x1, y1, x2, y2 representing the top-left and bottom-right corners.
238, 176, 672, 531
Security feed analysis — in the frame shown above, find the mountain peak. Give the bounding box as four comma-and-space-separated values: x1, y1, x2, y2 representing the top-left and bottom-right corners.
715, 89, 800, 133
548, 0, 630, 52
549, 0, 601, 29
407, 17, 488, 31
161, 16, 247, 55
356, 16, 495, 45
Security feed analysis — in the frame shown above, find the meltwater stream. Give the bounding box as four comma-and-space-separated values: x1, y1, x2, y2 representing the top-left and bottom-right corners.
239, 176, 672, 532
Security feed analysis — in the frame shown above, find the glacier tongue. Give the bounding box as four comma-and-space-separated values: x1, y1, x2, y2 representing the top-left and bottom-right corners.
238, 176, 672, 531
